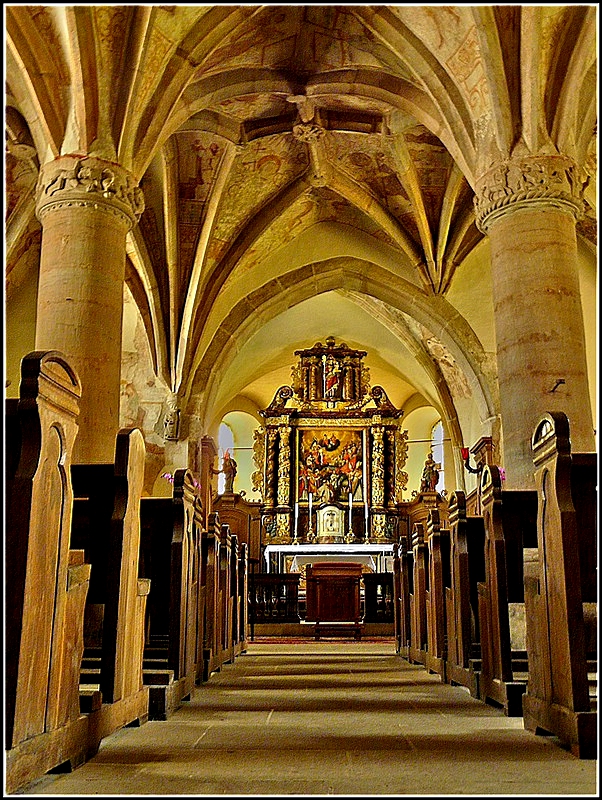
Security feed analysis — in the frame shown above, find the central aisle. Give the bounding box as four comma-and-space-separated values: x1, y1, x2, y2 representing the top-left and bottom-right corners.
16, 640, 597, 796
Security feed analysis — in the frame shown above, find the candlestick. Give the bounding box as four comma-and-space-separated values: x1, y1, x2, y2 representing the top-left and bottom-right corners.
293, 502, 299, 543
308, 493, 314, 539
345, 492, 354, 542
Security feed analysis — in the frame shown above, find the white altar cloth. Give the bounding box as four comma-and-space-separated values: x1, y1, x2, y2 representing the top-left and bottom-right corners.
264, 543, 394, 573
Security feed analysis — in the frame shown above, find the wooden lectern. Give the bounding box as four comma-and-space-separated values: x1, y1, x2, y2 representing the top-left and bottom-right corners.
305, 562, 363, 639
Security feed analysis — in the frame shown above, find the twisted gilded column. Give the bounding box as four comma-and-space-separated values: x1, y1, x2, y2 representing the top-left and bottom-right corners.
475, 153, 594, 488
35, 155, 144, 463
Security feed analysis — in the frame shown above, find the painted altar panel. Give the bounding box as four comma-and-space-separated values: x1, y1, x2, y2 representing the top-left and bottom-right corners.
297, 427, 365, 503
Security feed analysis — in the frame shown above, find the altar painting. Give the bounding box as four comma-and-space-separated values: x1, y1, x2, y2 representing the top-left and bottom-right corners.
297, 428, 364, 503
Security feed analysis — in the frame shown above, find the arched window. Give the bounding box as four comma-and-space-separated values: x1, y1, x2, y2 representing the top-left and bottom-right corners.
431, 420, 445, 492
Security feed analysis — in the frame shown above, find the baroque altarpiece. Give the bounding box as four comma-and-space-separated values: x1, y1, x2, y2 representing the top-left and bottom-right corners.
252, 338, 409, 556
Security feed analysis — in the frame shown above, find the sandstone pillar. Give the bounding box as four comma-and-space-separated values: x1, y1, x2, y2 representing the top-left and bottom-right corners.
475, 153, 594, 489
35, 155, 144, 463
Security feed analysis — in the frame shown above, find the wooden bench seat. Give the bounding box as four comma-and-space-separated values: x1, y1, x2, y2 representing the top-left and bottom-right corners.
522, 412, 597, 758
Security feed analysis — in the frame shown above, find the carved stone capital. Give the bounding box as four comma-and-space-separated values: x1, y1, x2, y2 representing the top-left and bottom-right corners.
35, 155, 145, 228
474, 153, 586, 233
292, 123, 325, 144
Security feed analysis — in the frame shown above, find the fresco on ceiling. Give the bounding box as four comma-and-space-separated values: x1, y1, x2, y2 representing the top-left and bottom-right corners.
198, 6, 415, 80
133, 26, 174, 114
95, 7, 129, 62
424, 337, 472, 400
216, 93, 292, 122
327, 134, 414, 220
446, 26, 490, 115
199, 7, 294, 74
392, 8, 490, 116
234, 188, 399, 276
404, 129, 454, 233
205, 134, 309, 270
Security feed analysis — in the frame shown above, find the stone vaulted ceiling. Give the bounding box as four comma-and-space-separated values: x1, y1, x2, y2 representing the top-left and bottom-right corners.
5, 4, 598, 431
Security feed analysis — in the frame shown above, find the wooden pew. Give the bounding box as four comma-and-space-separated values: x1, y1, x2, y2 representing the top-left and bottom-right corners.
223, 529, 237, 664
194, 495, 208, 684
393, 538, 413, 657
445, 490, 485, 698
201, 512, 222, 681
522, 412, 597, 758
5, 351, 91, 793
236, 543, 249, 654
477, 465, 537, 715
216, 523, 234, 666
408, 522, 428, 666
71, 427, 150, 741
425, 509, 450, 679
139, 470, 203, 719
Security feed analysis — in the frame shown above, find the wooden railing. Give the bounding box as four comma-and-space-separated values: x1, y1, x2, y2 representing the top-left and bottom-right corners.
363, 573, 394, 622
249, 574, 301, 630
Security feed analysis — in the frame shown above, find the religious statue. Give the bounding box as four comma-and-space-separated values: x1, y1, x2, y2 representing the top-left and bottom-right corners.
420, 452, 440, 492
163, 395, 180, 441
221, 450, 238, 493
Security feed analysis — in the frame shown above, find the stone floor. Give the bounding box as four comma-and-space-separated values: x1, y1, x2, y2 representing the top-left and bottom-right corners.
13, 640, 598, 796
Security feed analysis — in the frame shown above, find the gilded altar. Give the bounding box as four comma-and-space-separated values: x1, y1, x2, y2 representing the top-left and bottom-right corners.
252, 337, 408, 551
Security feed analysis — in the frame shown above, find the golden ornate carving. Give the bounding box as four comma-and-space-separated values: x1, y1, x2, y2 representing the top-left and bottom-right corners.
277, 426, 292, 507
258, 338, 408, 543
371, 425, 385, 506
264, 428, 278, 507
395, 428, 410, 501
251, 426, 265, 500
371, 512, 388, 540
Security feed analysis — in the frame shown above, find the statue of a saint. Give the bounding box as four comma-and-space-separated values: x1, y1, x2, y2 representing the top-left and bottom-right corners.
163, 397, 180, 441
221, 450, 238, 493
420, 452, 440, 492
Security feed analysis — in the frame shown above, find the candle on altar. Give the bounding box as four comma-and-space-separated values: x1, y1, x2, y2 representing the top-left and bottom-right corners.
348, 492, 353, 530
294, 502, 299, 537
308, 492, 313, 519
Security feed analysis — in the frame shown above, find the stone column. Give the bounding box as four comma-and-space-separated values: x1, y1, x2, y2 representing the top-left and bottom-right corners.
475, 153, 594, 489
35, 155, 144, 464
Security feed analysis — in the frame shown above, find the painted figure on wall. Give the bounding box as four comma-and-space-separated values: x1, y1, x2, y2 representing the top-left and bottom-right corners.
298, 428, 363, 503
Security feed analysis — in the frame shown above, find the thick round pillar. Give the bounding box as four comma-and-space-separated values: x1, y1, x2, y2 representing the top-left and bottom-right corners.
35, 155, 144, 463
475, 154, 594, 489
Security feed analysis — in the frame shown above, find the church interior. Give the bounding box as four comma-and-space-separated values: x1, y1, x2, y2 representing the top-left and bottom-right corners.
4, 4, 598, 795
